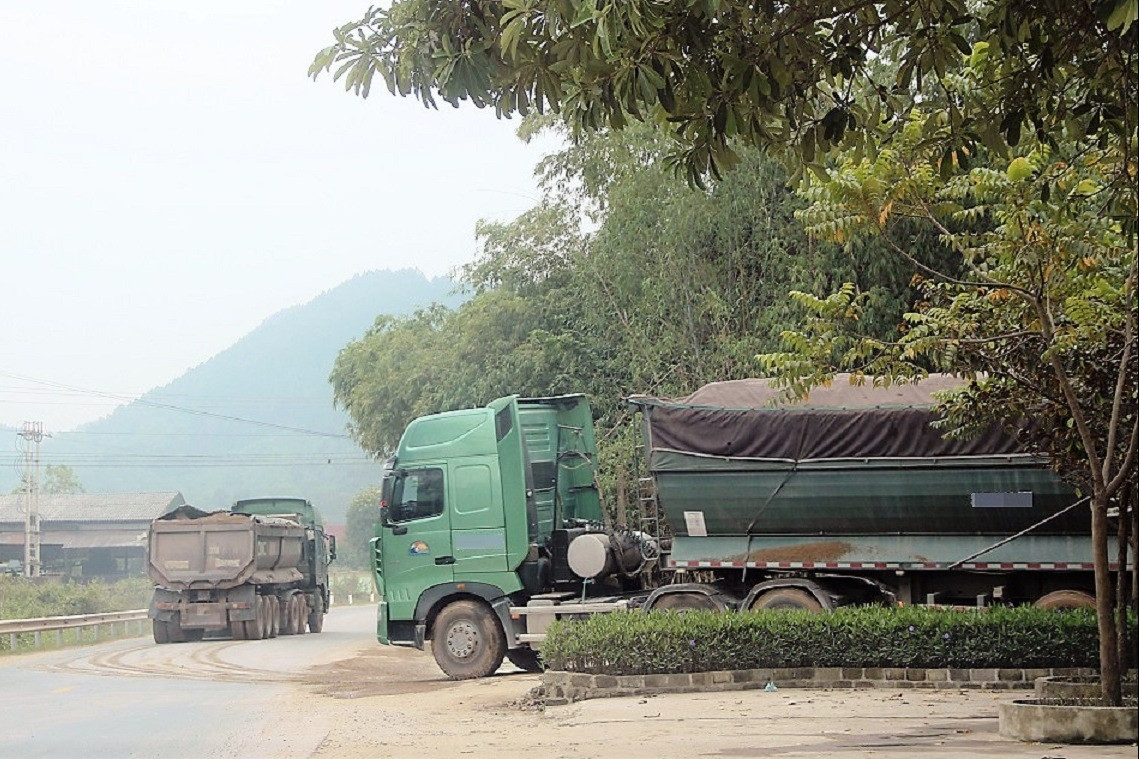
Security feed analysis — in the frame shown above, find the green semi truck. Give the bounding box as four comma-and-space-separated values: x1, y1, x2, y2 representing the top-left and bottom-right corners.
372, 376, 1101, 679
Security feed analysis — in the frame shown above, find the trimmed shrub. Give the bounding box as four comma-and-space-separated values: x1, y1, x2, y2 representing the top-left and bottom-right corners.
540, 606, 1137, 675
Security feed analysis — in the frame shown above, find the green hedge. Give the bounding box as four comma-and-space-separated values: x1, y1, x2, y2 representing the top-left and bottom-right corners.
540, 606, 1138, 675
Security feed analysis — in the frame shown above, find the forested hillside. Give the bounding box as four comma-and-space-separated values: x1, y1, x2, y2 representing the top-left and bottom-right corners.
2, 270, 460, 522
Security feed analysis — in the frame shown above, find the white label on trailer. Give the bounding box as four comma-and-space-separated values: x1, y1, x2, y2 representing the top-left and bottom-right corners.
684, 511, 708, 537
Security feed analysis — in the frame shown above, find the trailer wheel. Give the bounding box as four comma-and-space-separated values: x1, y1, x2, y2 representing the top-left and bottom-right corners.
244, 597, 266, 640
267, 596, 280, 638
1034, 590, 1096, 610
231, 618, 247, 640
650, 592, 721, 612
431, 600, 506, 679
306, 593, 323, 634
152, 619, 171, 644
505, 647, 543, 672
749, 588, 824, 612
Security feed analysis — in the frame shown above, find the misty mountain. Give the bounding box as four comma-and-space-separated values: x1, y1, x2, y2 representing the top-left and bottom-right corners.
2, 270, 462, 523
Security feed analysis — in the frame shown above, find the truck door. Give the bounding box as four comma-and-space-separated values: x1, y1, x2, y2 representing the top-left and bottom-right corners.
380, 466, 453, 622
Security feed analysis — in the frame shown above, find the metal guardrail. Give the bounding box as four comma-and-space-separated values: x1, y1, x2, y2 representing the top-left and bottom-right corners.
0, 609, 149, 651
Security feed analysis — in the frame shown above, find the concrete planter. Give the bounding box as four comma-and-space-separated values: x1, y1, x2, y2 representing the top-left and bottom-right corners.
999, 698, 1138, 744
1035, 675, 1138, 700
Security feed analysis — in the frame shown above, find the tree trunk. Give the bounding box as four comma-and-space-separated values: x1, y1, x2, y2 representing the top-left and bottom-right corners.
1092, 496, 1121, 705
1118, 490, 1132, 676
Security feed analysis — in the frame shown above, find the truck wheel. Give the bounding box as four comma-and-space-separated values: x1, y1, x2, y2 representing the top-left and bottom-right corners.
431, 600, 506, 679
279, 596, 295, 635
749, 588, 824, 612
267, 597, 280, 638
1034, 590, 1095, 610
306, 593, 323, 633
244, 597, 266, 640
650, 592, 720, 612
505, 647, 543, 672
152, 620, 170, 644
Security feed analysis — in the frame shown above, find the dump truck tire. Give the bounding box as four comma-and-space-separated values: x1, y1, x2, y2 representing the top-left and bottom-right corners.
432, 600, 506, 679
650, 592, 721, 612
153, 620, 170, 644
267, 596, 280, 638
307, 594, 323, 634
749, 588, 824, 612
1034, 589, 1095, 610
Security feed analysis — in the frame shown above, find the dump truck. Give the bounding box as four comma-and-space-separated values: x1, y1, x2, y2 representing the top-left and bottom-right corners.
148, 497, 335, 643
373, 376, 1104, 678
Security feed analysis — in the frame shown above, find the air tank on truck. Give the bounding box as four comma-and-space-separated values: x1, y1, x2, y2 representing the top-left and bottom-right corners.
371, 376, 1106, 679
147, 497, 336, 643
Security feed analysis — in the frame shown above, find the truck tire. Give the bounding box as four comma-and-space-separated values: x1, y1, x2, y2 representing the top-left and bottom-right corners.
505, 647, 543, 672
244, 597, 266, 640
749, 588, 824, 612
153, 619, 170, 644
279, 596, 295, 635
306, 593, 323, 633
267, 596, 280, 638
650, 592, 721, 612
431, 600, 506, 679
231, 618, 247, 640
1034, 589, 1096, 610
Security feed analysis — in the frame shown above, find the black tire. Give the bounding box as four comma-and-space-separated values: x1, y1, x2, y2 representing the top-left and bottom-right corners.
244, 597, 266, 640
505, 647, 543, 672
1034, 589, 1096, 610
749, 588, 824, 612
650, 592, 721, 612
231, 617, 247, 640
307, 593, 324, 634
280, 596, 296, 635
267, 596, 280, 638
152, 619, 170, 644
431, 600, 506, 679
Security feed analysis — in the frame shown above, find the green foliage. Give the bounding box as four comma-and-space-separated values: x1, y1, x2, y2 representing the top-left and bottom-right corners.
43, 465, 84, 495
540, 606, 1137, 675
0, 576, 152, 620
330, 126, 946, 512
342, 486, 383, 570
311, 1, 1136, 183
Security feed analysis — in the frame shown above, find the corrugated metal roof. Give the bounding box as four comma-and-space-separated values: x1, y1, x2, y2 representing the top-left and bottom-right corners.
0, 491, 185, 524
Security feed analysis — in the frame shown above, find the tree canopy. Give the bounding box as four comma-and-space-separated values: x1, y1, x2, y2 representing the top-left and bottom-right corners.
312, 0, 1136, 184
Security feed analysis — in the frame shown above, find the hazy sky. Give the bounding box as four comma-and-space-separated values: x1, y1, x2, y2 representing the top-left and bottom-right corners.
1, 1, 553, 432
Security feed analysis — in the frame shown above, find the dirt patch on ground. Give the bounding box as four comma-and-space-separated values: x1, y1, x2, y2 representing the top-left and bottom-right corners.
302, 642, 463, 698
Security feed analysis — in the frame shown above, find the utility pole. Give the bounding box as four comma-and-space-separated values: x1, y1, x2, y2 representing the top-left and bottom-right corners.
18, 421, 47, 578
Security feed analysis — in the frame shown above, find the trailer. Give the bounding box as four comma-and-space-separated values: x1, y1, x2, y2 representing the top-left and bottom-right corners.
147, 497, 335, 643
372, 376, 1104, 678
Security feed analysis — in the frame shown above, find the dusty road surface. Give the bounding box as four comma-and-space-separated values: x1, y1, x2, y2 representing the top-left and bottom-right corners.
2, 605, 1134, 758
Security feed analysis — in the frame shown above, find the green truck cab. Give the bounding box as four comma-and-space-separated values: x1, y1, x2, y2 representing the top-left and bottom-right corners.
376, 395, 605, 677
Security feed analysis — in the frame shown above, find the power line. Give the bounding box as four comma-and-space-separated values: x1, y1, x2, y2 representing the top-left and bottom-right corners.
0, 369, 351, 439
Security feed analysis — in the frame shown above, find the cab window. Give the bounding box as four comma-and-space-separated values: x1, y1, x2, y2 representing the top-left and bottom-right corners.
390, 467, 445, 523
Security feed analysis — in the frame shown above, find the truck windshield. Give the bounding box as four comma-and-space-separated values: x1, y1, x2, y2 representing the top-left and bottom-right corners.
388, 467, 445, 523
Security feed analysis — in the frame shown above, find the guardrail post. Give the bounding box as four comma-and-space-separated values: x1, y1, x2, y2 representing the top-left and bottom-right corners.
34, 631, 41, 648
56, 630, 63, 647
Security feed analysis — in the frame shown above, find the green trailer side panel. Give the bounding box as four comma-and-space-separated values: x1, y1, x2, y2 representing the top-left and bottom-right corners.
651, 451, 1085, 538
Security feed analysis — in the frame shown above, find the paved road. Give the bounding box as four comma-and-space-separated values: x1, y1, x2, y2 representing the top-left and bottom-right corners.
0, 605, 380, 758
1, 606, 1133, 759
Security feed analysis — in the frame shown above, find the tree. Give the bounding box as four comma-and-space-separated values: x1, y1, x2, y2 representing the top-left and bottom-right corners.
9, 465, 84, 495
342, 486, 384, 570
311, 1, 1136, 184
760, 115, 1137, 704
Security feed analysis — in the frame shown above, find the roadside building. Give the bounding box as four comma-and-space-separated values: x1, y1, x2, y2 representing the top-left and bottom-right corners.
0, 491, 185, 579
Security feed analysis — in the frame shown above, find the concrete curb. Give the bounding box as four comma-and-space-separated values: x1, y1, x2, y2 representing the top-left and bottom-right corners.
539, 666, 1102, 704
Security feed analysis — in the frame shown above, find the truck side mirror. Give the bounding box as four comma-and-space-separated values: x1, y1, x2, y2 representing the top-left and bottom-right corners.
328, 534, 337, 561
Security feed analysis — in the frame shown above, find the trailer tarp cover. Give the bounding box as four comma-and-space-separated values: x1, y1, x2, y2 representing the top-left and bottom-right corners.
630, 375, 1025, 461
